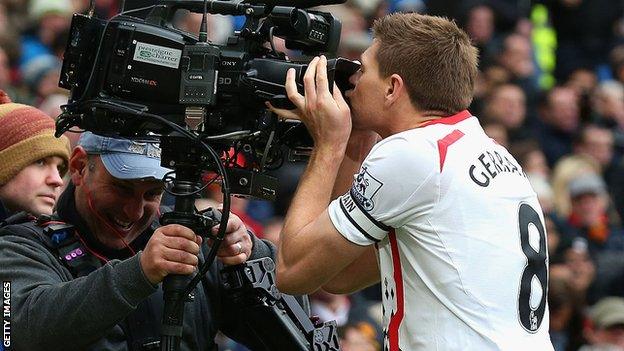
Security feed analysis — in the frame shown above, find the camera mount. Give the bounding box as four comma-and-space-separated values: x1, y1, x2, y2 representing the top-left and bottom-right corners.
56, 1, 357, 350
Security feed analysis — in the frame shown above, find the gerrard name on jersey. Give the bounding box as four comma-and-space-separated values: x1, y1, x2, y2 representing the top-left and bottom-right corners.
468, 148, 526, 187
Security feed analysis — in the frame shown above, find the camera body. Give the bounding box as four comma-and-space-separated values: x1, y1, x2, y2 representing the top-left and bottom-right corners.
58, 1, 359, 176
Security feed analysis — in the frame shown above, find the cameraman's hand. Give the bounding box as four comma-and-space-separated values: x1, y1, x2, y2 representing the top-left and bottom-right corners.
208, 212, 252, 266
140, 224, 202, 285
268, 56, 352, 150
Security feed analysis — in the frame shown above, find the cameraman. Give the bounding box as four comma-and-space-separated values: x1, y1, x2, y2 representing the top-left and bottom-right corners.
0, 132, 274, 350
273, 13, 554, 350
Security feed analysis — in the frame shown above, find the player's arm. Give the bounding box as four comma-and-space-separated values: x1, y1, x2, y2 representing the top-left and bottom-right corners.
278, 208, 372, 294
322, 246, 380, 294
322, 130, 381, 294
273, 56, 372, 294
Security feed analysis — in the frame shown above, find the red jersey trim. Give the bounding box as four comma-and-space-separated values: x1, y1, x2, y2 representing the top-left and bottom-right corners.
388, 230, 405, 351
437, 129, 465, 172
420, 110, 472, 127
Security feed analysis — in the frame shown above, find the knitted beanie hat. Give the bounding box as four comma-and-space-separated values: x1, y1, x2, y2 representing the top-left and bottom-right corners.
0, 90, 70, 185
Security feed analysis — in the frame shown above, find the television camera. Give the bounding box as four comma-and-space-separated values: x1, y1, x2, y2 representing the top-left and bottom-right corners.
56, 0, 360, 350
57, 0, 360, 198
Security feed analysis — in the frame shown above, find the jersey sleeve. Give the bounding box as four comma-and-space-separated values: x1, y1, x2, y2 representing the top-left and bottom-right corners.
328, 135, 438, 245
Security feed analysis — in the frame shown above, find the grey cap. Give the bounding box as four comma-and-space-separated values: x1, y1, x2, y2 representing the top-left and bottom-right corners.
78, 132, 170, 180
591, 297, 624, 329
568, 173, 606, 198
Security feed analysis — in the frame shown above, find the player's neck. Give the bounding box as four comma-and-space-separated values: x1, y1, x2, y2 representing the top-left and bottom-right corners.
381, 107, 450, 137
416, 110, 453, 126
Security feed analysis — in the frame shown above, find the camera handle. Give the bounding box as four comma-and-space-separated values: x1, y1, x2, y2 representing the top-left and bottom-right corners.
144, 1, 267, 26
158, 133, 229, 351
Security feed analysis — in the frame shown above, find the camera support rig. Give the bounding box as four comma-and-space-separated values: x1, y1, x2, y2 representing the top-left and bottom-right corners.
156, 130, 341, 351
222, 258, 341, 350
56, 1, 356, 350
157, 132, 230, 351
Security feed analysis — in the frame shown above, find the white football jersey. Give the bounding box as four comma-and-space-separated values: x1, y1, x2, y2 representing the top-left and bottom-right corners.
328, 111, 554, 351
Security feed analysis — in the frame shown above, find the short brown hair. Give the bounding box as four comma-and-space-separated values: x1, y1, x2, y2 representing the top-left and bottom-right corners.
372, 13, 478, 114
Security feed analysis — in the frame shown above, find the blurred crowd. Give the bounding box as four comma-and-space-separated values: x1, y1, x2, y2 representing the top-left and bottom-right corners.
3, 0, 624, 350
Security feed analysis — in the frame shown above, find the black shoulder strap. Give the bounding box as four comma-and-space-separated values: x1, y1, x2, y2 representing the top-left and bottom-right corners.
48, 225, 103, 277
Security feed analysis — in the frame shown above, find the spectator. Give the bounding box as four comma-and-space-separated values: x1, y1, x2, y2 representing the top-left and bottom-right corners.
580, 297, 624, 351
339, 322, 381, 351
510, 140, 550, 179
0, 44, 30, 104
549, 263, 586, 351
566, 173, 624, 256
545, 0, 624, 80
591, 81, 624, 130
463, 4, 497, 67
536, 86, 582, 166
20, 0, 72, 67
566, 67, 597, 122
551, 154, 599, 218
567, 68, 599, 98
562, 238, 597, 302
573, 124, 615, 182
590, 81, 624, 157
0, 90, 69, 217
21, 54, 63, 104
484, 83, 533, 142
496, 33, 539, 109
471, 65, 511, 116
498, 33, 536, 83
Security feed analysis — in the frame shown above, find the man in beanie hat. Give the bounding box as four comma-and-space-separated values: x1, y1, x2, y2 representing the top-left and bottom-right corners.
0, 90, 69, 218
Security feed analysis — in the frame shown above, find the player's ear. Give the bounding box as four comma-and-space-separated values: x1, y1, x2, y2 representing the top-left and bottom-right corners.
385, 74, 403, 106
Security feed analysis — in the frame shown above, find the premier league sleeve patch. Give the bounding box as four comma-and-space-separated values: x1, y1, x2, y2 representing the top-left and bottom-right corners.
329, 166, 390, 243
351, 166, 384, 211
327, 164, 392, 245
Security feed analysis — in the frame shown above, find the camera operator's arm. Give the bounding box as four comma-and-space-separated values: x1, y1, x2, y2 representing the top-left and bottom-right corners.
0, 223, 202, 351
272, 56, 375, 295
0, 233, 157, 351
